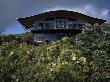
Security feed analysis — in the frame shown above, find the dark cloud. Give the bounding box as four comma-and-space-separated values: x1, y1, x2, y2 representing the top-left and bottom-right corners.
0, 0, 110, 33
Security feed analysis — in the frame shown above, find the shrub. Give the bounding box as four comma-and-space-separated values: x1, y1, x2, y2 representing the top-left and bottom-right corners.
0, 24, 110, 82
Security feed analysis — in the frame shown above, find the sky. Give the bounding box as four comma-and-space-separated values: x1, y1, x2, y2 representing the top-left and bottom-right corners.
0, 0, 110, 34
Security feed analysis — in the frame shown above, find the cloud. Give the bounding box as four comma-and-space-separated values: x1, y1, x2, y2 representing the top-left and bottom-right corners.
0, 0, 110, 33
73, 5, 109, 20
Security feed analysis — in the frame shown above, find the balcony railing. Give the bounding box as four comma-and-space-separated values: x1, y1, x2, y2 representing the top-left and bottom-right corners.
33, 24, 84, 30
33, 22, 85, 30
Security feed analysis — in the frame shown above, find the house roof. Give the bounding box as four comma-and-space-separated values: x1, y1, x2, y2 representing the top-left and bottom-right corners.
17, 10, 106, 28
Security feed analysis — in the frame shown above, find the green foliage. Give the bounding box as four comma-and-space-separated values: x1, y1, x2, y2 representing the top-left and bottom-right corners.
0, 41, 87, 82
0, 32, 32, 44
0, 24, 110, 82
75, 24, 110, 82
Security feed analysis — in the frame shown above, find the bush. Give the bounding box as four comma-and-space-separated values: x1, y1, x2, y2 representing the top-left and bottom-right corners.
0, 32, 32, 45
0, 41, 88, 82
75, 24, 110, 82
0, 24, 110, 82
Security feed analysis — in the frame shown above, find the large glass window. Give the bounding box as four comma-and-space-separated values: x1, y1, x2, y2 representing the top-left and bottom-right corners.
78, 24, 84, 29
68, 24, 77, 29
45, 23, 54, 29
56, 19, 66, 29
38, 23, 44, 29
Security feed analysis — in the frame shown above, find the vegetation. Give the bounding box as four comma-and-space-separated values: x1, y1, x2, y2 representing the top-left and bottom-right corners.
0, 32, 32, 45
0, 24, 110, 82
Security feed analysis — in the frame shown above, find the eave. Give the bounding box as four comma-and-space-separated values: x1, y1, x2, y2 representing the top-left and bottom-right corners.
17, 10, 106, 29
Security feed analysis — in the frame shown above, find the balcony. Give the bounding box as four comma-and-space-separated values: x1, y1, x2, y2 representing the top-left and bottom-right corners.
33, 23, 84, 30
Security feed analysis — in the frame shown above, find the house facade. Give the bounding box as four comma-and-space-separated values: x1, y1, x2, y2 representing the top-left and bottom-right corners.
17, 10, 106, 42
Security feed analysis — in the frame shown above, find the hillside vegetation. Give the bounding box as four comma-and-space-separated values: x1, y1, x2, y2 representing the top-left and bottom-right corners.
0, 24, 110, 82
0, 32, 32, 44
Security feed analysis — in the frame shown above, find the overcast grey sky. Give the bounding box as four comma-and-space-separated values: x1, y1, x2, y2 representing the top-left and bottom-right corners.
0, 0, 110, 33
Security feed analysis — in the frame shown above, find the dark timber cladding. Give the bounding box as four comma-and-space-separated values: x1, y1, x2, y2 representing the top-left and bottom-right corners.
17, 10, 106, 29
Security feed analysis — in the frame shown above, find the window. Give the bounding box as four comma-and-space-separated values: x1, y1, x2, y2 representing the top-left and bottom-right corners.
73, 24, 77, 28
38, 23, 44, 29
45, 23, 54, 29
78, 24, 84, 29
33, 21, 39, 30
33, 24, 38, 30
68, 24, 77, 29
56, 19, 66, 29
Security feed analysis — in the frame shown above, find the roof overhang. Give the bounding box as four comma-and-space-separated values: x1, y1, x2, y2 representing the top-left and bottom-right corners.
17, 10, 106, 29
